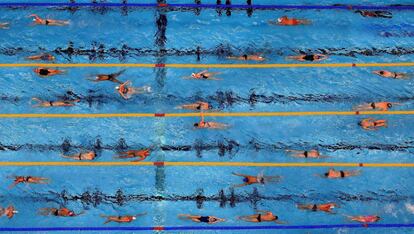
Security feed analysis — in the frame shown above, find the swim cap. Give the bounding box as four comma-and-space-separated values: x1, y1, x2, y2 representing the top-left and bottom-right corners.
68, 211, 75, 216
277, 18, 282, 23
115, 86, 120, 90
243, 177, 248, 183
191, 73, 196, 77
132, 216, 137, 220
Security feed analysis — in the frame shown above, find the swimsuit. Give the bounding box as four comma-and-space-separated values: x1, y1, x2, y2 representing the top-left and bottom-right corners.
39, 69, 50, 76
256, 214, 262, 222
304, 151, 308, 158
303, 55, 315, 61
197, 216, 210, 223
370, 102, 376, 109
340, 171, 345, 178
311, 204, 318, 211
45, 20, 50, 25
53, 209, 59, 216
49, 101, 54, 106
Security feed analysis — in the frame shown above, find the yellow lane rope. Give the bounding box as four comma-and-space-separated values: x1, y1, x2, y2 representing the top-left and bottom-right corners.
0, 110, 413, 118
0, 161, 412, 167
0, 62, 413, 68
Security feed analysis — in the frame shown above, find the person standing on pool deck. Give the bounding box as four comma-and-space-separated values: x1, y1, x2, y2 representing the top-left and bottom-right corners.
285, 149, 329, 159
238, 210, 284, 224
61, 151, 96, 160
26, 54, 55, 61
353, 102, 400, 111
227, 54, 265, 61
116, 80, 151, 99
0, 205, 18, 219
176, 101, 212, 111
88, 69, 126, 83
29, 14, 70, 26
178, 214, 225, 224
297, 203, 338, 213
113, 149, 150, 161
232, 172, 281, 187
321, 168, 360, 178
0, 23, 10, 29
33, 67, 65, 77
39, 207, 84, 217
373, 70, 409, 80
101, 213, 146, 224
286, 54, 328, 62
8, 176, 49, 189
359, 118, 387, 130
31, 98, 80, 107
194, 112, 229, 129
269, 16, 311, 26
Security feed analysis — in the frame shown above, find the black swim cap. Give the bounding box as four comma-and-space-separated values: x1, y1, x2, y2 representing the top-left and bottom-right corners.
387, 103, 392, 108
194, 123, 199, 127
324, 172, 329, 177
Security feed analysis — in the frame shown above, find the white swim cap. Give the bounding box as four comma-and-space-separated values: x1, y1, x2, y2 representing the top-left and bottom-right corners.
277, 18, 282, 23
191, 73, 196, 77
13, 210, 18, 213
145, 86, 152, 92
132, 216, 136, 220
115, 86, 120, 90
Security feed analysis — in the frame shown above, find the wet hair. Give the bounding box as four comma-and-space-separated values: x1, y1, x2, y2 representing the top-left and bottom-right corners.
324, 172, 329, 177
194, 123, 199, 127
387, 103, 392, 108
274, 215, 279, 220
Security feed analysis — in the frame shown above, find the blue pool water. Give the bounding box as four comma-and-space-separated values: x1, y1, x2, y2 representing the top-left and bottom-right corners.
0, 0, 414, 233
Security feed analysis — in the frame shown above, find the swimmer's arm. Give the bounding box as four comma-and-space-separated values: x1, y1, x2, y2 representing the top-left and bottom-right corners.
7, 182, 19, 189
135, 212, 147, 217
232, 172, 249, 177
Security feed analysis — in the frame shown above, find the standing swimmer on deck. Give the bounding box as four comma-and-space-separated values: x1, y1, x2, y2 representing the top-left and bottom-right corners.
113, 149, 150, 161
39, 207, 84, 217
359, 118, 387, 130
61, 151, 96, 160
116, 81, 151, 99
8, 176, 49, 189
269, 16, 311, 26
238, 210, 284, 224
33, 67, 65, 77
31, 98, 80, 107
227, 54, 265, 61
353, 102, 400, 111
101, 213, 146, 224
232, 172, 281, 187
320, 168, 360, 179
285, 149, 328, 159
29, 14, 70, 26
286, 54, 328, 62
193, 112, 229, 129
0, 205, 18, 219
178, 214, 225, 224
373, 70, 409, 80
297, 203, 338, 213
88, 69, 126, 83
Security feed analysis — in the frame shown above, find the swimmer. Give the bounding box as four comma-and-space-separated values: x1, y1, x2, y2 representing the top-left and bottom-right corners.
193, 112, 229, 129
319, 168, 360, 179
176, 101, 212, 111
26, 54, 55, 61
116, 80, 151, 100
286, 54, 328, 62
61, 151, 96, 160
0, 205, 18, 219
31, 98, 80, 107
285, 149, 329, 159
8, 176, 49, 189
353, 102, 400, 111
373, 70, 409, 80
88, 69, 125, 83
226, 54, 265, 61
356, 10, 392, 18
358, 118, 387, 130
100, 213, 146, 224
39, 207, 84, 217
0, 23, 10, 29
345, 214, 381, 223
232, 172, 281, 187
297, 203, 338, 213
269, 16, 311, 26
33, 67, 65, 77
113, 149, 150, 162
238, 210, 284, 224
178, 214, 225, 224
29, 14, 70, 26
185, 70, 221, 80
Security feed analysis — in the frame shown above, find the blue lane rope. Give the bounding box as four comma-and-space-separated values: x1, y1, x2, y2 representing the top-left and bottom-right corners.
0, 223, 414, 231
0, 2, 413, 10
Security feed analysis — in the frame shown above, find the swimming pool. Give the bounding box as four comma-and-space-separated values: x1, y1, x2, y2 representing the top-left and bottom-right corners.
0, 0, 414, 233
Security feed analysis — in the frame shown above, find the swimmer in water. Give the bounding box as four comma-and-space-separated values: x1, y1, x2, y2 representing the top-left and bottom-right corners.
29, 14, 70, 26
286, 54, 328, 62
319, 168, 360, 179
285, 149, 329, 159
193, 112, 229, 129
26, 54, 55, 61
0, 205, 18, 219
39, 207, 84, 217
232, 172, 281, 187
113, 149, 150, 162
373, 70, 409, 80
238, 210, 284, 224
176, 101, 212, 111
227, 54, 265, 61
356, 10, 392, 18
116, 81, 151, 100
33, 67, 65, 77
185, 70, 221, 80
0, 23, 10, 29
8, 176, 49, 189
345, 214, 381, 223
178, 214, 226, 224
31, 98, 80, 107
61, 151, 96, 160
101, 213, 146, 224
353, 102, 400, 111
88, 69, 125, 83
359, 118, 387, 130
297, 203, 338, 213
269, 16, 311, 26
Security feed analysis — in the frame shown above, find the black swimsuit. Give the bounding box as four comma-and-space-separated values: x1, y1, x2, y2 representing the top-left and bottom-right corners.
303, 54, 315, 61
304, 151, 308, 158
45, 20, 50, 25
198, 216, 210, 223
340, 171, 345, 178
53, 209, 59, 216
370, 102, 376, 109
39, 69, 50, 76
256, 214, 262, 222
312, 204, 318, 211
